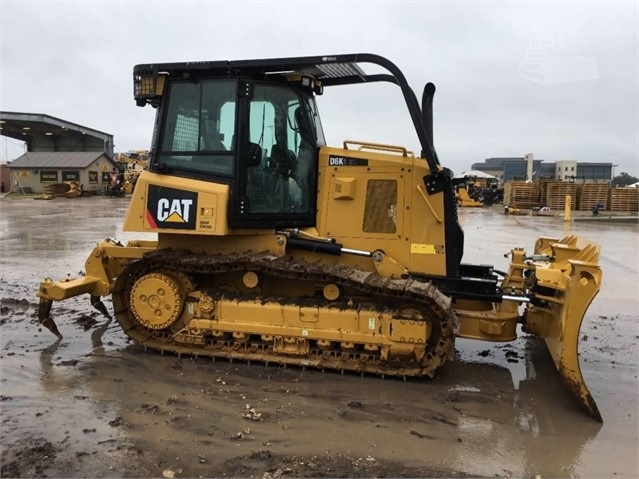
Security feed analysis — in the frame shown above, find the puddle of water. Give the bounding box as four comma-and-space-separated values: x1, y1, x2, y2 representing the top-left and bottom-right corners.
0, 199, 636, 477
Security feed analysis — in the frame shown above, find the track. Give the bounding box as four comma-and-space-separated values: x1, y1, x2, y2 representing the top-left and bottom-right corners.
112, 248, 457, 378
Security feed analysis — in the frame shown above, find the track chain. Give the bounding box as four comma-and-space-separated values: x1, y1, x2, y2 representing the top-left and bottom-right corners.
112, 248, 457, 378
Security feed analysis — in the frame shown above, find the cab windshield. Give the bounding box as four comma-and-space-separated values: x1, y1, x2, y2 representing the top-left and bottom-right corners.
157, 79, 237, 176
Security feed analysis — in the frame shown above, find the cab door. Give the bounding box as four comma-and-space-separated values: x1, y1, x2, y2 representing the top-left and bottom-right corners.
230, 83, 317, 229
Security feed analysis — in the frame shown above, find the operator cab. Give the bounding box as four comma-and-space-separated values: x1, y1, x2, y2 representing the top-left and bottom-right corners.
142, 72, 325, 228
133, 54, 460, 272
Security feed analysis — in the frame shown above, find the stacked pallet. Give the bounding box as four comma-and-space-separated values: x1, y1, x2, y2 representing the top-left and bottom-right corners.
610, 188, 639, 212
545, 182, 578, 210
502, 181, 516, 205
504, 181, 540, 208
578, 184, 609, 211
538, 179, 558, 206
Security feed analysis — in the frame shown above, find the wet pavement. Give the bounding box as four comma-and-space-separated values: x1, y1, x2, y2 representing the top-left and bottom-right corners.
0, 195, 637, 478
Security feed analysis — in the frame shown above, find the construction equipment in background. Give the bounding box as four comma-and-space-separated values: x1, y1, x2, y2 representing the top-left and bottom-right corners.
456, 187, 483, 207
504, 205, 529, 215
35, 181, 83, 200
456, 184, 504, 208
114, 150, 149, 194
454, 170, 502, 207
35, 53, 603, 421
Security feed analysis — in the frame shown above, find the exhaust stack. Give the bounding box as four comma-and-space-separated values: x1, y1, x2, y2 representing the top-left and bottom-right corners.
422, 82, 436, 149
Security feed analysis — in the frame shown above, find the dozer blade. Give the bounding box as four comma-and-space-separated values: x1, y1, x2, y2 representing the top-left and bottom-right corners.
524, 240, 603, 421
38, 298, 63, 339
547, 332, 602, 422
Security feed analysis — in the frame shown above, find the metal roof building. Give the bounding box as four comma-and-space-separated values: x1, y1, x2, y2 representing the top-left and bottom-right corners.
1, 111, 117, 194
7, 152, 119, 194
0, 111, 113, 157
8, 151, 115, 169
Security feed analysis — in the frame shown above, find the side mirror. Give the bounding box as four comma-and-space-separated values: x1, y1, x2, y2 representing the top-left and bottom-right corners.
246, 142, 262, 167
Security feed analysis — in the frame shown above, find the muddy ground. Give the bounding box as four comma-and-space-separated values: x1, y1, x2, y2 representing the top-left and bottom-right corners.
0, 195, 637, 478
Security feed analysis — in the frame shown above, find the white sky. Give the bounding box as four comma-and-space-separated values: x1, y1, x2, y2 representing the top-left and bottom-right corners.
1, 0, 637, 177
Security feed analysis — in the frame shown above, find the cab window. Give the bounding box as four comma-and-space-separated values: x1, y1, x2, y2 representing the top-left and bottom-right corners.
158, 79, 236, 176
243, 84, 316, 216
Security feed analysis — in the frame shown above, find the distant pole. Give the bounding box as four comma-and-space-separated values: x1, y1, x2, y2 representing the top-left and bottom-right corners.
525, 153, 533, 181
564, 195, 572, 222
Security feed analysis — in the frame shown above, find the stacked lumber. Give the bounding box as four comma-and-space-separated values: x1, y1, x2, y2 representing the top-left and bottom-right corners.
504, 181, 540, 208
545, 182, 577, 210
610, 188, 639, 212
538, 179, 558, 206
578, 184, 609, 211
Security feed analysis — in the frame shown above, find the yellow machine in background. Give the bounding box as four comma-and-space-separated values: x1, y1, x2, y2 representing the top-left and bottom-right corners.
114, 151, 149, 194
456, 187, 483, 207
36, 54, 602, 420
36, 181, 82, 200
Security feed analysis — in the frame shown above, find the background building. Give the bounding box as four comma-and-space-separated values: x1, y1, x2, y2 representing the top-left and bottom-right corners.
576, 163, 613, 182
0, 112, 113, 156
1, 111, 117, 194
0, 164, 10, 193
472, 156, 613, 183
7, 152, 119, 194
555, 160, 577, 181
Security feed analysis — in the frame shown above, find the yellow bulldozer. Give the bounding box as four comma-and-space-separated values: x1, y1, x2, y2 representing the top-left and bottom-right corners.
456, 187, 484, 207
36, 54, 602, 420
114, 151, 149, 194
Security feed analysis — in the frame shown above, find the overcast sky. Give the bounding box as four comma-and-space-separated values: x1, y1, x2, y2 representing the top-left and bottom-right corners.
1, 1, 637, 177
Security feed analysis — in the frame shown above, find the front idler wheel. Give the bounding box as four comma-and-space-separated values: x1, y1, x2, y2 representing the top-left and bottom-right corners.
129, 272, 187, 330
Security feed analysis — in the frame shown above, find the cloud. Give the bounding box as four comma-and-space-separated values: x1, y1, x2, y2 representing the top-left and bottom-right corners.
1, 1, 636, 176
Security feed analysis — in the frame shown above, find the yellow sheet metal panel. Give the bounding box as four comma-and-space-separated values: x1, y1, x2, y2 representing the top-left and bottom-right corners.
123, 171, 230, 235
